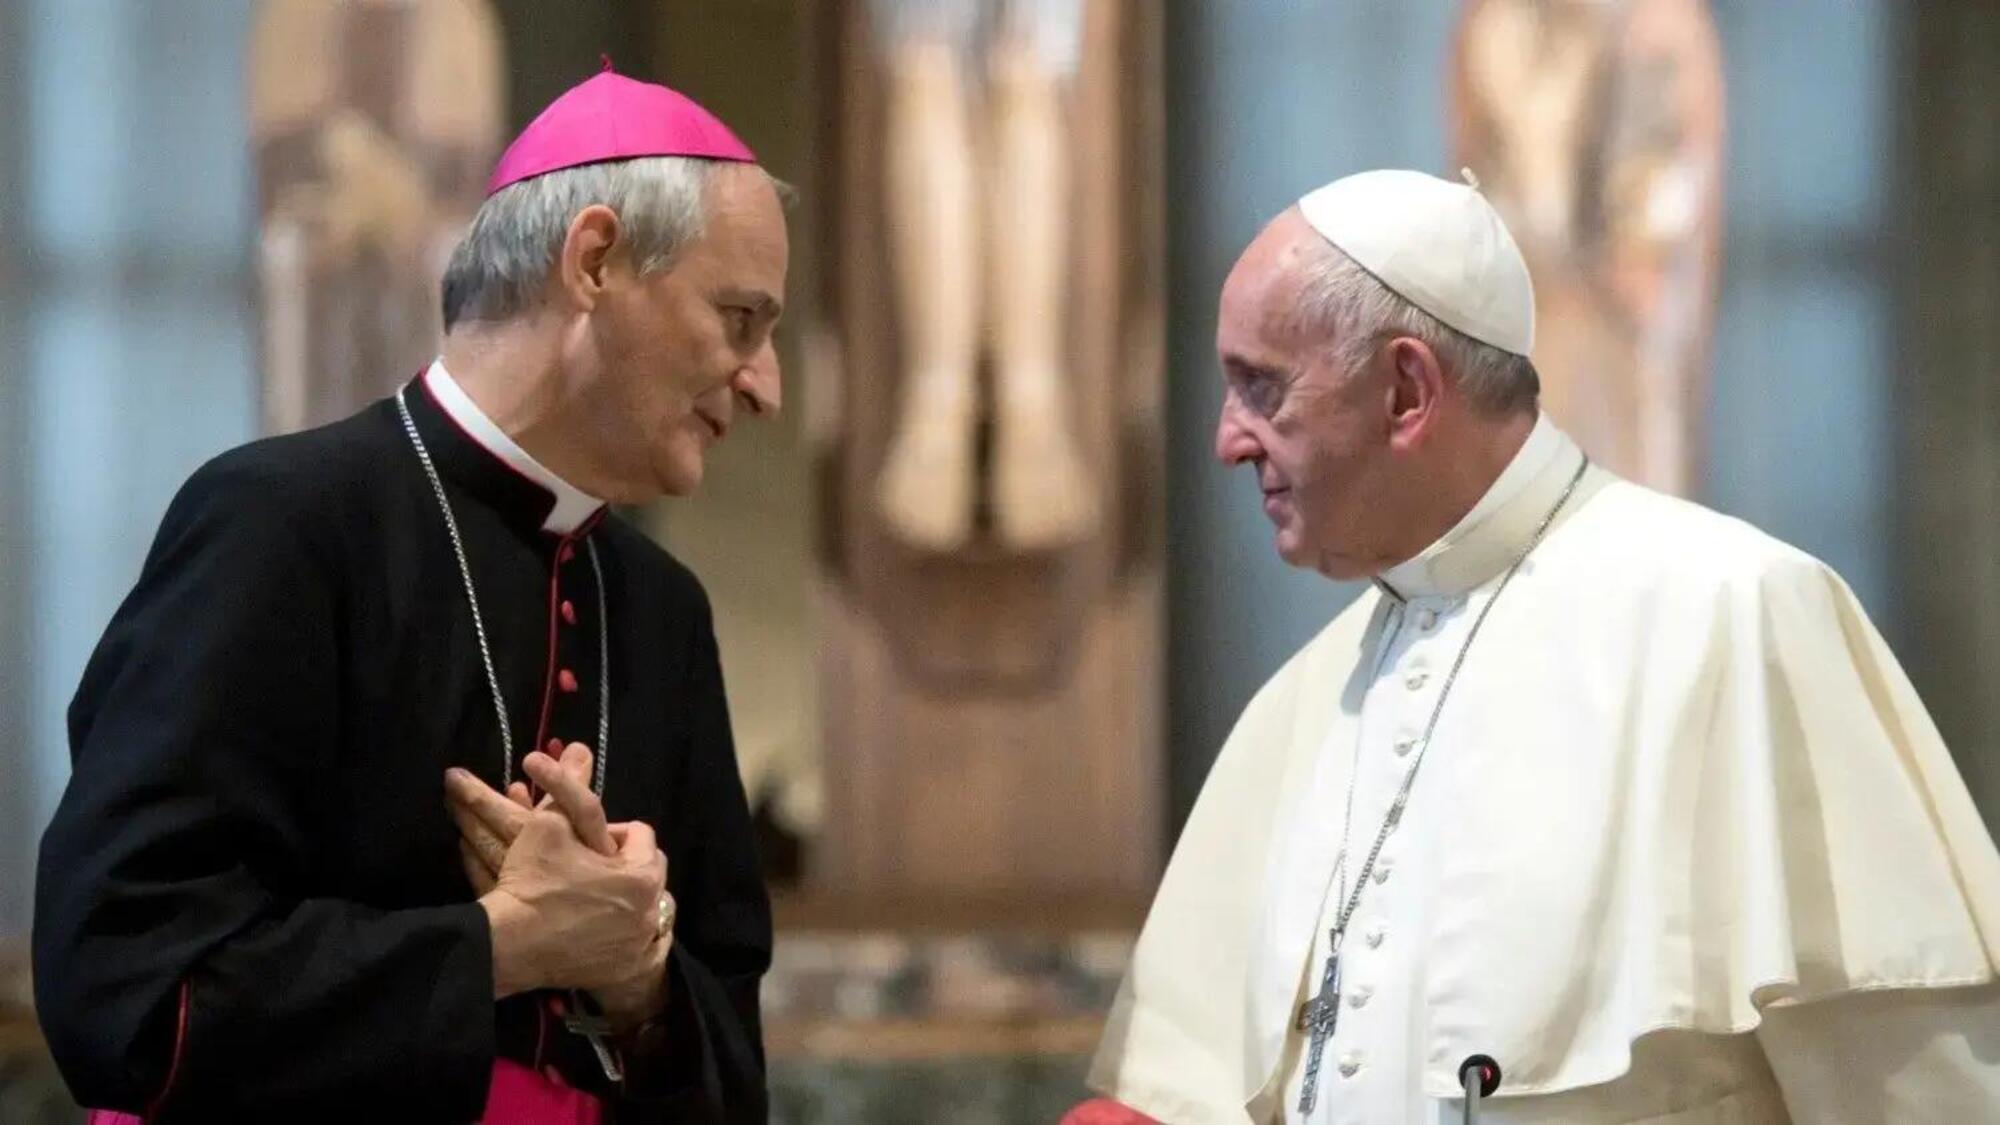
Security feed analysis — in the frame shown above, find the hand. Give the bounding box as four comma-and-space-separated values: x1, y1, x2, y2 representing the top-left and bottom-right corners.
447, 745, 676, 1019
526, 748, 676, 1026
447, 744, 594, 895
469, 749, 666, 998
595, 924, 672, 1033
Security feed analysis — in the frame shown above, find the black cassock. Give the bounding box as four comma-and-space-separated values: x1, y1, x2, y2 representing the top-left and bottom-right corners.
34, 375, 772, 1122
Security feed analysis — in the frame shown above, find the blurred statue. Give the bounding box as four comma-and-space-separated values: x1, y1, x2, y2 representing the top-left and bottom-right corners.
250, 0, 504, 434
1452, 0, 1724, 494
871, 0, 1101, 552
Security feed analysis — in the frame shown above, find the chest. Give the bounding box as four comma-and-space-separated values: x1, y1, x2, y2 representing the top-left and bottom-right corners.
310, 509, 698, 900
1265, 581, 1725, 1086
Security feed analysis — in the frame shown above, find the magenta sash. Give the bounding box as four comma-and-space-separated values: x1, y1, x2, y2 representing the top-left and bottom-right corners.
89, 1057, 604, 1124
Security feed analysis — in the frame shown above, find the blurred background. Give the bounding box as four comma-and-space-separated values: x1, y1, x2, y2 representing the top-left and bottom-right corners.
1, 1, 1994, 1121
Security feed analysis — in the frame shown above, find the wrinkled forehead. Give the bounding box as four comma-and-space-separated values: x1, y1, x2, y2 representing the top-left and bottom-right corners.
1221, 212, 1326, 344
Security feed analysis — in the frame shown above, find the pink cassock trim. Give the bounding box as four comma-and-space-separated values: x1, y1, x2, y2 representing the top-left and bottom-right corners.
89, 979, 196, 1122
150, 979, 191, 1115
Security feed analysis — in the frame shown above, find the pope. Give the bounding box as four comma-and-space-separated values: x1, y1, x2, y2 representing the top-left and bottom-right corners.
1083, 170, 2000, 1123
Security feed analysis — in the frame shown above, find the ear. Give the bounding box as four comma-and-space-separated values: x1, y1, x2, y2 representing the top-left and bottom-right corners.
1384, 336, 1447, 452
555, 204, 624, 313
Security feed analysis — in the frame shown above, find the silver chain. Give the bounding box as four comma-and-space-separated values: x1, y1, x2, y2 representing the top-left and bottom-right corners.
1327, 456, 1589, 943
396, 389, 610, 796
587, 542, 611, 794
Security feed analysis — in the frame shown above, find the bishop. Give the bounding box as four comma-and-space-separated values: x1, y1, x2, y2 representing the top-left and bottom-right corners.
36, 67, 787, 1123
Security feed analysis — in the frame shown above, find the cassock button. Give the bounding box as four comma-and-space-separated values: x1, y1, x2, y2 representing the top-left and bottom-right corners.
1365, 925, 1386, 949
1417, 608, 1438, 630
1393, 736, 1416, 757
558, 669, 580, 694
1373, 862, 1393, 885
1348, 985, 1372, 1009
561, 600, 578, 625
560, 544, 576, 563
1337, 1054, 1362, 1078
1405, 668, 1429, 691
546, 738, 563, 756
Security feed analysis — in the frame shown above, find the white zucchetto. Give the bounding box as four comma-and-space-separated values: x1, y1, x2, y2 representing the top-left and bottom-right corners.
1298, 168, 1536, 357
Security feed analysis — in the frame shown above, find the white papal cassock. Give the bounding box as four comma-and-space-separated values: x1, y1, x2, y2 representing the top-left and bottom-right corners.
1090, 416, 2000, 1124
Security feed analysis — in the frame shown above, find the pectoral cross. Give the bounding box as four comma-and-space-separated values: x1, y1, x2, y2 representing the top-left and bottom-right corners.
563, 989, 624, 1083
1295, 928, 1344, 1115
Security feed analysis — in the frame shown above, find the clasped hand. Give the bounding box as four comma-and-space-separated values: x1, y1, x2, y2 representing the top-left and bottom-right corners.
445, 743, 672, 1029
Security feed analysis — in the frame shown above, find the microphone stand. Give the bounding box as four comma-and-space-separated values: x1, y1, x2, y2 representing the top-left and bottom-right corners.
1458, 1054, 1502, 1125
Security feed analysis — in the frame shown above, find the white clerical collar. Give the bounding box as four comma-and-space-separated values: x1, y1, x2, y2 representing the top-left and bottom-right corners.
1375, 413, 1585, 601
422, 360, 605, 535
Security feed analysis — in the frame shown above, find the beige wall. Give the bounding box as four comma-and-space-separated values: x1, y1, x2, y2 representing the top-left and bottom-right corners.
642, 0, 826, 838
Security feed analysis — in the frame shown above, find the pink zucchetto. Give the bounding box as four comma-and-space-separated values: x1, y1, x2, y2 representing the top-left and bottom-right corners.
484, 59, 757, 196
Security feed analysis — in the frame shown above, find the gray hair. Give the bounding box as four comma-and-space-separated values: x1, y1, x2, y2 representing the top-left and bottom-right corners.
1292, 241, 1540, 416
440, 156, 722, 330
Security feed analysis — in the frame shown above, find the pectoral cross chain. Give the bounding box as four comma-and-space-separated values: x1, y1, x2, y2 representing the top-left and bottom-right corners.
1295, 928, 1344, 1115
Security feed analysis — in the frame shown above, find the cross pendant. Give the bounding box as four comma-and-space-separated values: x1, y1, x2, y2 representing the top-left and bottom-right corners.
1295, 930, 1344, 1115
563, 989, 624, 1083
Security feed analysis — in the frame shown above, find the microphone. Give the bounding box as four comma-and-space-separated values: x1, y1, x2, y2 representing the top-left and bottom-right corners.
1457, 1054, 1502, 1125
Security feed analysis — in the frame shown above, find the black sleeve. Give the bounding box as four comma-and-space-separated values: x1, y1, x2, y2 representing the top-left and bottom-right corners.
617, 588, 773, 1123
32, 458, 496, 1121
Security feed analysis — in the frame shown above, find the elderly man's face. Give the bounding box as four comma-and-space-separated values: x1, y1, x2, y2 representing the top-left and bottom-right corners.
1214, 210, 1403, 580
591, 164, 788, 498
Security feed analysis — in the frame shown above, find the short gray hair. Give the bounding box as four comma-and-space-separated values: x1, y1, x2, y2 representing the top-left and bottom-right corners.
1291, 240, 1539, 416
440, 156, 722, 330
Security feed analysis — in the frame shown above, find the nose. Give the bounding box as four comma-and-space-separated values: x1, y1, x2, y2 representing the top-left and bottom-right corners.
1215, 397, 1261, 467
731, 342, 782, 419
